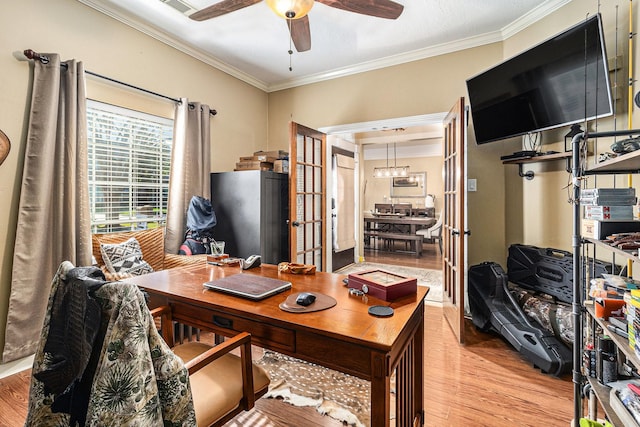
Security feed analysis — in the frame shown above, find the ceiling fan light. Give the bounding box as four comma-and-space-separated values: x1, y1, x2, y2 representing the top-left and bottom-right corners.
266, 0, 314, 19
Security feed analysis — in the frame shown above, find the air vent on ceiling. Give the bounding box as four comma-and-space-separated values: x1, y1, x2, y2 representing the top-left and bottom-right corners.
160, 0, 196, 15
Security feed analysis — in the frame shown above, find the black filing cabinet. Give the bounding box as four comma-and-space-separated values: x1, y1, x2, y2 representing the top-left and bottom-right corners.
210, 171, 289, 264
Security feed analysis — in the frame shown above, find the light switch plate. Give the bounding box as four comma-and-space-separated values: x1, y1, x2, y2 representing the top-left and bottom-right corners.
468, 178, 477, 192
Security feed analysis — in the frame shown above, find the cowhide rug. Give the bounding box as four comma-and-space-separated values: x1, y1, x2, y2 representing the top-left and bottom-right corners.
253, 350, 393, 427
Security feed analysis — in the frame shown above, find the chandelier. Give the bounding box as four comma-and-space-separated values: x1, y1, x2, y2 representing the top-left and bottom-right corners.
373, 143, 409, 178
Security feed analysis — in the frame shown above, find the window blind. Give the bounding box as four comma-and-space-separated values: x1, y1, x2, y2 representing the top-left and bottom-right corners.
87, 100, 173, 233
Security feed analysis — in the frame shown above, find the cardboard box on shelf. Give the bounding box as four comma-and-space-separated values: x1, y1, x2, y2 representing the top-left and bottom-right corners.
239, 156, 255, 161
254, 150, 288, 162
274, 159, 289, 173
234, 161, 273, 171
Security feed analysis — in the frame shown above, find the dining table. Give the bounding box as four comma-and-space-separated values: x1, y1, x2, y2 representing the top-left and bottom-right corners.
363, 213, 436, 255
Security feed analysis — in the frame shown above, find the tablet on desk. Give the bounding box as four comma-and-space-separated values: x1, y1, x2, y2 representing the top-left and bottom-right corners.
203, 274, 291, 301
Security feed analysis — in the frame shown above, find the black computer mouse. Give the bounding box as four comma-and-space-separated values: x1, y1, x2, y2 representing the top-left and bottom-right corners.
296, 292, 316, 307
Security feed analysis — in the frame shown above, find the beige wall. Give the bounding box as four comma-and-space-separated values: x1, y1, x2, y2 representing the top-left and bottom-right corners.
0, 0, 268, 363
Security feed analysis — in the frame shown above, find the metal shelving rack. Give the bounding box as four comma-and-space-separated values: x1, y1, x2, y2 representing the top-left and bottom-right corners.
571, 129, 640, 424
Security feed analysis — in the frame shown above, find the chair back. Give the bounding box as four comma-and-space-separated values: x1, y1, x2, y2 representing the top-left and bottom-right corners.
374, 203, 393, 213
92, 227, 165, 272
393, 203, 412, 216
25, 262, 196, 426
428, 211, 444, 237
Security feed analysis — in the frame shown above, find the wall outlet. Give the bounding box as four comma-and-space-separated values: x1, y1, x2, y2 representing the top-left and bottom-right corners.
468, 178, 477, 192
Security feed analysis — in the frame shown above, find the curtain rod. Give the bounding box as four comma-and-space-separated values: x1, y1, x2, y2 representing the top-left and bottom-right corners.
23, 49, 217, 116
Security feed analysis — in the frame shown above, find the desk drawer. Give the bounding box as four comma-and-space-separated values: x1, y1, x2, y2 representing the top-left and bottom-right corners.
172, 302, 295, 352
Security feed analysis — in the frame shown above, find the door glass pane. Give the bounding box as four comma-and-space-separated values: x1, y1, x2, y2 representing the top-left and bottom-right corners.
314, 166, 321, 192
297, 164, 304, 192
305, 195, 313, 221
314, 250, 321, 268
314, 222, 321, 246
305, 165, 313, 192
315, 195, 321, 219
297, 229, 304, 253
297, 195, 304, 222
297, 134, 304, 162
314, 139, 321, 166
306, 136, 313, 163
305, 223, 313, 250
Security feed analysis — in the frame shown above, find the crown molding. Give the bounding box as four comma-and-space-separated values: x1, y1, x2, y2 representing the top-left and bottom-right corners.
267, 31, 504, 92
501, 0, 571, 39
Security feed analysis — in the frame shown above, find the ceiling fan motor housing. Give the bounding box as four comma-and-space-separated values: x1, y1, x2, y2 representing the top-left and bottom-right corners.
266, 0, 314, 20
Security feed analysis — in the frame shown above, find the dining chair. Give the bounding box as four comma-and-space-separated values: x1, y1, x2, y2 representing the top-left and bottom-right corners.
393, 203, 413, 216
374, 203, 393, 213
417, 213, 443, 253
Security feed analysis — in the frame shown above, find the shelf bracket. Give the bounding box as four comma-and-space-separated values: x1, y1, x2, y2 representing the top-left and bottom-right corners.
518, 164, 534, 180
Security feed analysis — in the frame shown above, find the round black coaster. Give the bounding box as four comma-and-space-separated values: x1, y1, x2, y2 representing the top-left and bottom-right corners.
368, 305, 394, 317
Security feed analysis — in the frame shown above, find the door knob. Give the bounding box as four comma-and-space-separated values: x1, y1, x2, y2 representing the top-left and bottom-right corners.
451, 229, 460, 236
292, 221, 301, 227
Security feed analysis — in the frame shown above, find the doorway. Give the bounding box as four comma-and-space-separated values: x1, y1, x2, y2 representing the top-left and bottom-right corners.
319, 113, 447, 271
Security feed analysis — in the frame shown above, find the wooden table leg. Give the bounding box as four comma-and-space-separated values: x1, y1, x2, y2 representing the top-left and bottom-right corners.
370, 352, 391, 427
413, 311, 425, 426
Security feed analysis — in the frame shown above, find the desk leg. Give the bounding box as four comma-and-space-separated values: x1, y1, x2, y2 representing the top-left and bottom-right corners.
384, 315, 424, 427
370, 353, 391, 427
413, 312, 425, 426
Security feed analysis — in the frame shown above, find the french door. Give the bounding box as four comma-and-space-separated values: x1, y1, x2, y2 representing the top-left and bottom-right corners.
442, 98, 466, 344
288, 122, 327, 270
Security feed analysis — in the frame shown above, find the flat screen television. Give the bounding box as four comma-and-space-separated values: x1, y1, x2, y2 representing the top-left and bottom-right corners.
466, 13, 613, 145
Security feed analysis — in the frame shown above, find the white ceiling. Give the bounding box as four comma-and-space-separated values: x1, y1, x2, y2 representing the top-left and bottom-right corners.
77, 0, 570, 92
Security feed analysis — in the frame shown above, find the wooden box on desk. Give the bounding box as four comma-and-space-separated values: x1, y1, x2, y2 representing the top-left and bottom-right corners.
347, 269, 417, 301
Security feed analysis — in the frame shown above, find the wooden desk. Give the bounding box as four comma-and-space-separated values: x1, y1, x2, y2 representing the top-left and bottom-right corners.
364, 214, 436, 256
124, 263, 427, 427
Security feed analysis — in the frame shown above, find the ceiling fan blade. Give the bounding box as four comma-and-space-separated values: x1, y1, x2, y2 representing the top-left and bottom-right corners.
189, 0, 262, 21
317, 0, 404, 19
289, 16, 311, 52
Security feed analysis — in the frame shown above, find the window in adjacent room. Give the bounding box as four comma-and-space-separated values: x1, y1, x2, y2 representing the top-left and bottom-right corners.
87, 100, 173, 233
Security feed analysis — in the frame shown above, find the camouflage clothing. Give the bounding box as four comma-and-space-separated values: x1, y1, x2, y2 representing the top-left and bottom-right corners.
25, 261, 196, 426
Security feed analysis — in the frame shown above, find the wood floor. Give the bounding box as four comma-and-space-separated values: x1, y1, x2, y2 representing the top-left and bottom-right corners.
363, 241, 443, 270
0, 244, 573, 426
0, 312, 574, 426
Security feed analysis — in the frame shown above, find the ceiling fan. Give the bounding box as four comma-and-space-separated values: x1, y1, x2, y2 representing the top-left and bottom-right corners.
189, 0, 404, 52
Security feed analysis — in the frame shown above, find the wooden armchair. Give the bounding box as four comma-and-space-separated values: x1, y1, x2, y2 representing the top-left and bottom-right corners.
92, 227, 207, 281
152, 306, 271, 427
25, 262, 269, 427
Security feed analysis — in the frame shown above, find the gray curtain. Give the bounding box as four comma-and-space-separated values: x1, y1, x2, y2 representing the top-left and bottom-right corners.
164, 99, 211, 254
3, 54, 91, 362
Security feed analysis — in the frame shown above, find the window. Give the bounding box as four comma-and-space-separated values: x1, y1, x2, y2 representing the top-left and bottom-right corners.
87, 100, 173, 233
